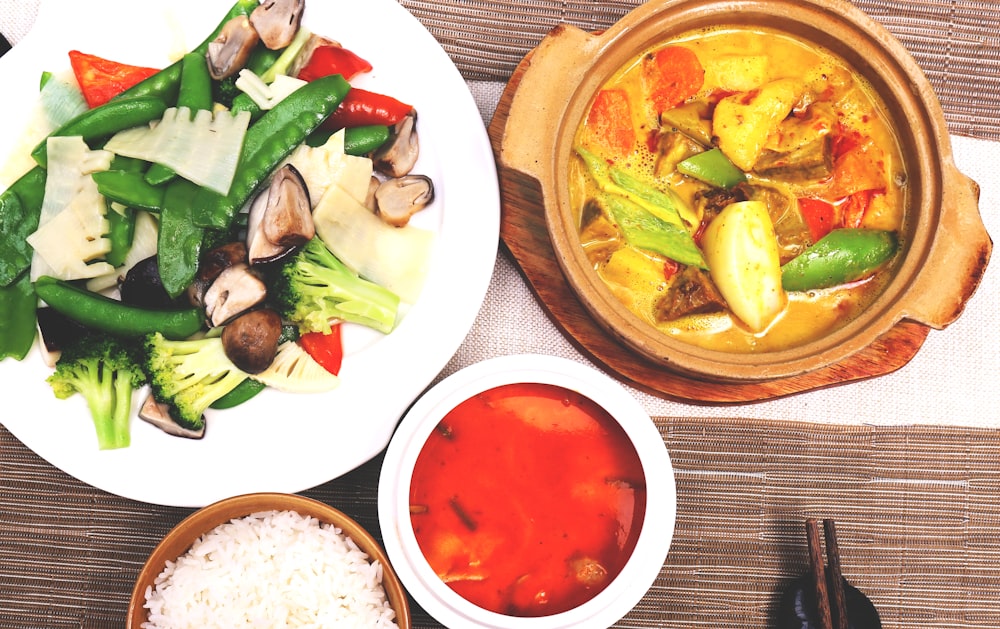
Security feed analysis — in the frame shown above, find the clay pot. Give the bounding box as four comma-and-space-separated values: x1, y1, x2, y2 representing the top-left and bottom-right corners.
498, 0, 992, 382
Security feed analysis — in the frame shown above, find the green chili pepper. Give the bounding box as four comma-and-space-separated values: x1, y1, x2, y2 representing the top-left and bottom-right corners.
192, 73, 352, 230
31, 96, 168, 168
677, 147, 746, 189
781, 228, 899, 292
0, 273, 38, 361
114, 0, 260, 103
157, 179, 206, 299
604, 195, 708, 269
34, 275, 203, 339
0, 166, 47, 287
92, 171, 166, 212
145, 52, 215, 186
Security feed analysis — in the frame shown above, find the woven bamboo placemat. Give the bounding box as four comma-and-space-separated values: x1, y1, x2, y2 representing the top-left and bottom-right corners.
399, 0, 1000, 141
3, 418, 1000, 628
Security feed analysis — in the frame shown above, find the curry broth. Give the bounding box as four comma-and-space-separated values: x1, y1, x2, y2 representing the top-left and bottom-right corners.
570, 26, 907, 352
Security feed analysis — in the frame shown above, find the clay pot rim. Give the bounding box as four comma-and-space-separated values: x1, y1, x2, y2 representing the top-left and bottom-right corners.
500, 0, 990, 382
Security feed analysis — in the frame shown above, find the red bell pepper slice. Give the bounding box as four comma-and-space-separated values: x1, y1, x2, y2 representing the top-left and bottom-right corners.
647, 45, 704, 111
296, 45, 373, 82
298, 325, 343, 376
798, 197, 837, 242
68, 50, 159, 109
321, 87, 414, 131
584, 89, 636, 158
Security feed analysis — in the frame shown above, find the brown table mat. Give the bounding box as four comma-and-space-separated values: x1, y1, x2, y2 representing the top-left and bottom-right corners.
4, 418, 1000, 628
399, 0, 1000, 142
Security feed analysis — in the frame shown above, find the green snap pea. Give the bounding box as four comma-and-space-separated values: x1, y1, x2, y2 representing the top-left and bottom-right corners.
31, 96, 168, 168
91, 171, 166, 212
306, 125, 390, 153
210, 378, 266, 409
677, 148, 746, 189
344, 125, 391, 155
0, 166, 46, 287
0, 273, 38, 361
34, 276, 203, 339
230, 92, 263, 122
192, 74, 352, 230
145, 52, 215, 186
114, 0, 260, 103
781, 228, 899, 292
105, 205, 136, 268
157, 179, 206, 299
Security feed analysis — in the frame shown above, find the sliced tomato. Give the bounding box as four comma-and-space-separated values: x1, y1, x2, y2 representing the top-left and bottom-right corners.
296, 45, 372, 82
798, 197, 837, 242
647, 45, 704, 111
585, 89, 636, 157
68, 50, 159, 109
298, 325, 343, 376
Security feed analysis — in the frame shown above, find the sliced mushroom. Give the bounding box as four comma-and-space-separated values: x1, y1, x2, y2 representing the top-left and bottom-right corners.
138, 394, 205, 439
206, 16, 260, 80
364, 175, 380, 213
372, 110, 419, 178
374, 175, 435, 227
250, 0, 306, 50
222, 308, 283, 374
187, 242, 249, 309
247, 164, 315, 265
203, 263, 268, 327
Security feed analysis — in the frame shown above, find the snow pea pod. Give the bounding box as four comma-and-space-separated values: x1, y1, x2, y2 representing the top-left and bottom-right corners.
114, 0, 260, 103
34, 276, 203, 340
306, 125, 391, 154
781, 228, 898, 292
30, 96, 168, 168
0, 166, 46, 287
92, 170, 166, 212
0, 273, 37, 361
157, 179, 206, 299
192, 73, 352, 230
145, 52, 215, 186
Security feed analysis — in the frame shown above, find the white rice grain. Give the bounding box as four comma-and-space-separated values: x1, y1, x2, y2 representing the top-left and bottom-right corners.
142, 510, 399, 629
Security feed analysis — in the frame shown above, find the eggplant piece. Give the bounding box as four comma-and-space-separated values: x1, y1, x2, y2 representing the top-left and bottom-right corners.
655, 266, 728, 322
119, 256, 186, 309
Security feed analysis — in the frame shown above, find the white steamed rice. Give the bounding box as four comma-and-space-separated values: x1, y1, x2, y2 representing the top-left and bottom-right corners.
142, 509, 399, 628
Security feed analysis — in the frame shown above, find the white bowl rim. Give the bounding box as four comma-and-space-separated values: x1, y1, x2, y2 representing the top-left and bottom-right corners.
378, 354, 676, 629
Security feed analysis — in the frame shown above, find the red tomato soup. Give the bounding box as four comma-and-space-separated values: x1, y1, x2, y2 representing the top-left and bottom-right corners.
408, 382, 647, 617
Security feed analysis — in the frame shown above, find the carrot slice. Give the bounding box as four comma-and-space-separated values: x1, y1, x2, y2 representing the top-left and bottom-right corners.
648, 45, 705, 111
584, 89, 636, 157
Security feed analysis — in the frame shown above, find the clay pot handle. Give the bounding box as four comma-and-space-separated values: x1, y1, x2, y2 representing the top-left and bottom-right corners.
900, 162, 992, 328
499, 24, 597, 181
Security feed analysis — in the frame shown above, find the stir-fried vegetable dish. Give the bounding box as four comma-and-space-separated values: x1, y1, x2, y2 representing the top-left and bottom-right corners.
0, 0, 437, 448
570, 26, 908, 352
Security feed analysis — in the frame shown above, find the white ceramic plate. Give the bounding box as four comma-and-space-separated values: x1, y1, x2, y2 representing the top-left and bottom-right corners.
0, 0, 499, 507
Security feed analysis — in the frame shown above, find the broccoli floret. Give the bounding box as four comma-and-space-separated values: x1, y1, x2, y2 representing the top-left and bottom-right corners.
143, 332, 249, 431
269, 238, 400, 335
47, 332, 146, 450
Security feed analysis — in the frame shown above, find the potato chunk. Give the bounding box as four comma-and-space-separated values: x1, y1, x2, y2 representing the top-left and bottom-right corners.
701, 200, 787, 332
713, 78, 802, 171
